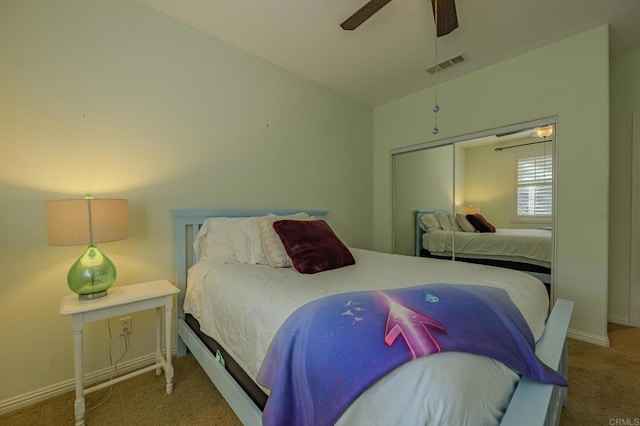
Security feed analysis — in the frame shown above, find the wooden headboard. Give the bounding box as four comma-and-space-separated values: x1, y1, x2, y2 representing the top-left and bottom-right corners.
171, 209, 328, 320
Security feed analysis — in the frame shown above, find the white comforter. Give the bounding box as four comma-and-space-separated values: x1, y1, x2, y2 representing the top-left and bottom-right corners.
184, 249, 549, 425
423, 228, 552, 263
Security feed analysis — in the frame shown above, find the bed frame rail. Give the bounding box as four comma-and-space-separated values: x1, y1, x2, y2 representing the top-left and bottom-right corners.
178, 319, 262, 425
501, 299, 574, 426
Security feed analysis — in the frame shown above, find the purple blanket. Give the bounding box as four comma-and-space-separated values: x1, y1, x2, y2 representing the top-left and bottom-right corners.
257, 284, 566, 426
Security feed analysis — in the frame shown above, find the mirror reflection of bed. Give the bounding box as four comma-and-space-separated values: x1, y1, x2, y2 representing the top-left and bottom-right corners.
392, 122, 554, 295
415, 210, 552, 293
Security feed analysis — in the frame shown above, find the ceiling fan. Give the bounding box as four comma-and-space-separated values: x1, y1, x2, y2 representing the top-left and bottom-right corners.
340, 0, 459, 37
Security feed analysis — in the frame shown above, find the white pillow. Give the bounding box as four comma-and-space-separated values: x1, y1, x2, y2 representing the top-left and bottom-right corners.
196, 213, 312, 264
420, 214, 442, 233
456, 213, 477, 233
435, 211, 454, 231
194, 217, 240, 262
228, 217, 267, 264
257, 213, 311, 267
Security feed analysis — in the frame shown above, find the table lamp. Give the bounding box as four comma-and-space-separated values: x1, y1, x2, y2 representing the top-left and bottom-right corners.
46, 194, 128, 299
462, 205, 479, 215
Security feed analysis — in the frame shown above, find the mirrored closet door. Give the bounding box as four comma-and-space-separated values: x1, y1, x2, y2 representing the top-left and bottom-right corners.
392, 121, 555, 293
392, 143, 454, 257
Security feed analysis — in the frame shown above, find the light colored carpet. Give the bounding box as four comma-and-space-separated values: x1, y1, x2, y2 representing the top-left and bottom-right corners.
560, 323, 640, 425
0, 353, 241, 426
1, 323, 638, 425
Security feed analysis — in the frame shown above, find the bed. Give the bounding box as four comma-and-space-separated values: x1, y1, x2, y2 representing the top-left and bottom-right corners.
173, 209, 572, 426
415, 210, 552, 285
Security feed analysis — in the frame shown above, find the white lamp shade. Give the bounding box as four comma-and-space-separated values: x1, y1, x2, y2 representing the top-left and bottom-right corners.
462, 205, 479, 215
46, 199, 129, 246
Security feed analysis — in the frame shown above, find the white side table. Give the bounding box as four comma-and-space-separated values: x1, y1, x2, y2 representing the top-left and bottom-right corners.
60, 280, 180, 426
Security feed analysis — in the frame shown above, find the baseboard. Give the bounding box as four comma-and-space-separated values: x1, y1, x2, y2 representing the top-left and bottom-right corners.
0, 349, 176, 416
567, 328, 610, 347
608, 316, 631, 326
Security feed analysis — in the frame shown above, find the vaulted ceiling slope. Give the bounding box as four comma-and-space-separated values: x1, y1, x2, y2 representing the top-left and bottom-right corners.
136, 0, 640, 106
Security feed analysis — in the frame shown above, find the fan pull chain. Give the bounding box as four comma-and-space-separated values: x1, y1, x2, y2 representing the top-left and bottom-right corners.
432, 0, 440, 135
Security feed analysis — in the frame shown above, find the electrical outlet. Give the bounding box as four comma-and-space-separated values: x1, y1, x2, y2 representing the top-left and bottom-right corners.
119, 317, 132, 336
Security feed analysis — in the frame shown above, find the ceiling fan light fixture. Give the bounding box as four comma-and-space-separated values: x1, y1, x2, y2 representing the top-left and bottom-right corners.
534, 125, 554, 138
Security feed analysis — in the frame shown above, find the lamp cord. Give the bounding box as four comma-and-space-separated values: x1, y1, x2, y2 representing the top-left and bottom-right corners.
84, 320, 130, 412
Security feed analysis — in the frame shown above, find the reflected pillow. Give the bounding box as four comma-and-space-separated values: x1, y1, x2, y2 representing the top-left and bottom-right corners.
420, 214, 442, 233
456, 213, 477, 232
466, 214, 496, 233
435, 211, 454, 231
273, 220, 355, 274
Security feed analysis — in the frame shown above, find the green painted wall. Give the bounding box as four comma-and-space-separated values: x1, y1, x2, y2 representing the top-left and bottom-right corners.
0, 0, 372, 402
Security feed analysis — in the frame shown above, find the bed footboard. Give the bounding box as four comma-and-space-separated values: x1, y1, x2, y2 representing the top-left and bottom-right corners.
177, 300, 573, 426
501, 299, 574, 425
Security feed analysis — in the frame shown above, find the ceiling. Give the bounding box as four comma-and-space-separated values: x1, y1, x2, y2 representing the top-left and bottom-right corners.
136, 0, 640, 106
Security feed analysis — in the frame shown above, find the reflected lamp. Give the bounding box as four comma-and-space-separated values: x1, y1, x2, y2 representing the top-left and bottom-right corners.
46, 195, 128, 299
462, 205, 479, 215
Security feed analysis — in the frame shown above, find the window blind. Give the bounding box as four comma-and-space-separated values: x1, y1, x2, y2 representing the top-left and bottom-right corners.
517, 154, 552, 216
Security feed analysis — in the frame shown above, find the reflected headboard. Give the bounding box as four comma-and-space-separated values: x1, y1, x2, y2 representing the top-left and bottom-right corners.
414, 209, 452, 257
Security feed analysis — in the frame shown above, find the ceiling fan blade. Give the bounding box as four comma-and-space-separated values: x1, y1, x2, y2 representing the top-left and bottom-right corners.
431, 0, 458, 37
341, 0, 394, 31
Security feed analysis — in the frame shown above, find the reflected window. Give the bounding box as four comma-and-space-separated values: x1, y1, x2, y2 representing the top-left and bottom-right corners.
515, 153, 552, 218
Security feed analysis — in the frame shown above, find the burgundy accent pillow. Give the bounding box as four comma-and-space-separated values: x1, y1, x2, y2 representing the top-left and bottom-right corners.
466, 214, 496, 233
273, 220, 355, 274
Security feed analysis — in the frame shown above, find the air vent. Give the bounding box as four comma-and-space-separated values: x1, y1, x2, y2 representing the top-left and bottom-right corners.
426, 53, 468, 74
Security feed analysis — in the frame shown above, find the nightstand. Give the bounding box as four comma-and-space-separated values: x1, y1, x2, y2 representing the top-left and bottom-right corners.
60, 280, 180, 426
